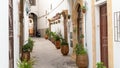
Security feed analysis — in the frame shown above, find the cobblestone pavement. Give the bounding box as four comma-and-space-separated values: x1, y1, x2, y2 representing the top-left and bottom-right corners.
31, 38, 77, 68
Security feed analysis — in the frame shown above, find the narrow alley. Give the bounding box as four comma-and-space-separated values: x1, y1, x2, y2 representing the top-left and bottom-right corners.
31, 38, 77, 68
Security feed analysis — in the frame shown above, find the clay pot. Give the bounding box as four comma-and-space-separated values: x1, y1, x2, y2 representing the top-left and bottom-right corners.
76, 54, 88, 68
55, 40, 60, 49
61, 45, 69, 56
82, 9, 86, 13
21, 51, 30, 61
45, 35, 48, 39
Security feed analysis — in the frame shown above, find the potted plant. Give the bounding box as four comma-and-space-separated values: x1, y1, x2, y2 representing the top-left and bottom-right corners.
75, 43, 88, 68
54, 34, 61, 49
81, 5, 86, 13
68, 14, 71, 19
75, 34, 88, 68
96, 62, 106, 68
60, 39, 69, 56
17, 60, 33, 68
28, 38, 34, 52
21, 43, 31, 61
50, 32, 56, 44
45, 28, 50, 39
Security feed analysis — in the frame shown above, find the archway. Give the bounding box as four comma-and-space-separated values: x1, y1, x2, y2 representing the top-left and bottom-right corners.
29, 13, 38, 37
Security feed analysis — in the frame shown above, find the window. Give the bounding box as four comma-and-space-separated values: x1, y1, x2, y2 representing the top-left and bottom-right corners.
96, 0, 100, 1
114, 11, 120, 42
29, 0, 36, 6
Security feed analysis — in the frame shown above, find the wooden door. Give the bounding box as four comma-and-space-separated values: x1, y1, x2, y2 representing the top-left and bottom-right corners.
100, 4, 108, 68
9, 0, 14, 68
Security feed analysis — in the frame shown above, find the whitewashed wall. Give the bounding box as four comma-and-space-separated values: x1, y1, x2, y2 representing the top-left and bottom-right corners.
84, 0, 93, 68
30, 0, 72, 29
30, 0, 39, 15
112, 0, 120, 68
49, 0, 73, 48
51, 16, 64, 38
24, 0, 29, 43
13, 0, 20, 68
0, 0, 9, 68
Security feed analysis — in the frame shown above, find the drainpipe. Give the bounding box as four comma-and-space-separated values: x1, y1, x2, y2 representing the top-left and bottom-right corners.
19, 0, 24, 54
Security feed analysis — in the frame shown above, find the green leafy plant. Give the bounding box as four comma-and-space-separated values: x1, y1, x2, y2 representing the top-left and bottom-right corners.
28, 38, 34, 52
22, 43, 31, 52
81, 5, 86, 13
81, 6, 86, 10
96, 62, 106, 68
73, 27, 77, 33
75, 43, 87, 55
17, 60, 33, 68
22, 38, 34, 52
54, 35, 60, 41
61, 39, 68, 46
45, 28, 50, 36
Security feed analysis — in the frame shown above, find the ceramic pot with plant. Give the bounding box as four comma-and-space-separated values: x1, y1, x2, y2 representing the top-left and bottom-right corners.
61, 39, 69, 56
21, 43, 31, 61
75, 43, 88, 68
50, 32, 56, 44
81, 6, 86, 13
45, 28, 50, 39
55, 35, 61, 49
28, 38, 34, 52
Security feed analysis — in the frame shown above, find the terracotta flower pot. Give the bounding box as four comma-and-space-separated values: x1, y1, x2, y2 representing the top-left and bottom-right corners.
45, 35, 48, 39
82, 9, 86, 13
76, 54, 88, 68
61, 45, 69, 56
21, 51, 30, 61
55, 40, 60, 49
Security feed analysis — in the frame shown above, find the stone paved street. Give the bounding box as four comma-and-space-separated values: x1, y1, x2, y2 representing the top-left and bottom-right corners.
31, 38, 77, 68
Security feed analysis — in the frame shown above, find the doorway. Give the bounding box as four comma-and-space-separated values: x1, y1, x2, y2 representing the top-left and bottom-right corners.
100, 3, 108, 68
29, 13, 37, 37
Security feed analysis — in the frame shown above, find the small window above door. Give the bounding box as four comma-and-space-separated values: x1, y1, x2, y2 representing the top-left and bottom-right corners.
96, 0, 100, 1
29, 0, 36, 6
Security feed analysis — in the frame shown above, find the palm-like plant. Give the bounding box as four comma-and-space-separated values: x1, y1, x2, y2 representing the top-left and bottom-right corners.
96, 62, 106, 68
17, 60, 33, 68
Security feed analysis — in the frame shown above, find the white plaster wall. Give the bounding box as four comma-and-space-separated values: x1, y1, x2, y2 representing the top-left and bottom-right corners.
85, 0, 93, 68
112, 0, 120, 68
13, 0, 20, 68
51, 17, 64, 38
34, 0, 71, 29
49, 0, 73, 44
24, 1, 29, 43
0, 0, 9, 68
95, 5, 101, 63
30, 0, 39, 16
37, 0, 51, 29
